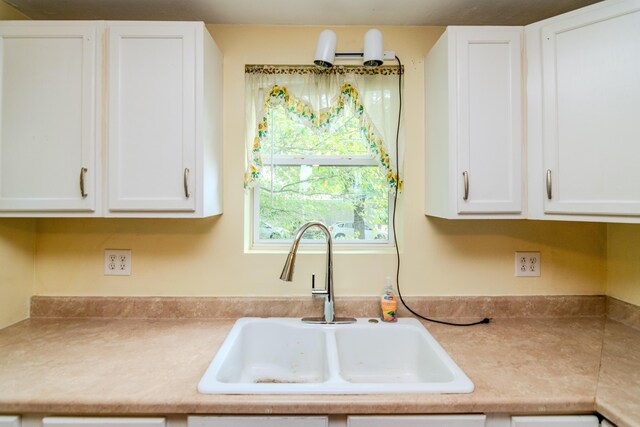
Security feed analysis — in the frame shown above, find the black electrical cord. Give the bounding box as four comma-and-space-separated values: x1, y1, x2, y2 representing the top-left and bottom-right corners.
392, 55, 490, 327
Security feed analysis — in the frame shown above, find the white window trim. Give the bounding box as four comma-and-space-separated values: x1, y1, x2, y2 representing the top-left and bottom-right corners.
251, 154, 395, 251
264, 155, 379, 166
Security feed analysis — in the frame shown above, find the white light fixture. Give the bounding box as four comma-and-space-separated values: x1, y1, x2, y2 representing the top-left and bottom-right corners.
314, 29, 337, 69
314, 28, 392, 69
363, 29, 384, 67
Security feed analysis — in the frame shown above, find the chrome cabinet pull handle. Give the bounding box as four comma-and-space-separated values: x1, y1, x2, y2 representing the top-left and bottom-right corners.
462, 171, 469, 201
79, 167, 88, 198
546, 169, 552, 200
184, 168, 191, 198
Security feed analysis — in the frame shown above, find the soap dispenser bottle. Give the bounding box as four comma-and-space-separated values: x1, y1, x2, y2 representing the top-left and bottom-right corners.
380, 276, 398, 322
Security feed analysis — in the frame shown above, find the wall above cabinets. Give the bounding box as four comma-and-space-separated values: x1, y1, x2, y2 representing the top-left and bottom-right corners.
425, 0, 640, 224
0, 21, 223, 218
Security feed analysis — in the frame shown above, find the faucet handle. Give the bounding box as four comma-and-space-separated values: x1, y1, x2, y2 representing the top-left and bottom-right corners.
312, 289, 329, 297
311, 274, 329, 298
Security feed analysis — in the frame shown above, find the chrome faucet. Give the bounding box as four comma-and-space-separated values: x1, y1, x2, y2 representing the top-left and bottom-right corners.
280, 221, 356, 324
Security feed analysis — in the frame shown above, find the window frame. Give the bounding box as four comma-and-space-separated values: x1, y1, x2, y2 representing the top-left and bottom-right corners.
251, 154, 395, 250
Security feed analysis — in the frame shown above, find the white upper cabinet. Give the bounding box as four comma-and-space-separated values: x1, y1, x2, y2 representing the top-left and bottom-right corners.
106, 22, 223, 217
0, 21, 222, 218
425, 27, 524, 219
0, 22, 100, 216
526, 0, 640, 223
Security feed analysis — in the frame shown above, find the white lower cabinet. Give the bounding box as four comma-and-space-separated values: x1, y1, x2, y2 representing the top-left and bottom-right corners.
42, 419, 165, 427
345, 415, 602, 427
0, 417, 20, 427
510, 416, 599, 427
187, 416, 328, 427
9, 414, 608, 427
348, 415, 486, 427
484, 415, 600, 427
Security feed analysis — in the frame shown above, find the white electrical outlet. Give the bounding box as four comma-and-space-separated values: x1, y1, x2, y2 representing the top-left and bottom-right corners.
104, 249, 131, 276
515, 252, 540, 277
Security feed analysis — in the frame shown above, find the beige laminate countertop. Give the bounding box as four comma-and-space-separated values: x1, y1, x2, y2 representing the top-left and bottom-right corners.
3, 315, 634, 420
597, 319, 640, 427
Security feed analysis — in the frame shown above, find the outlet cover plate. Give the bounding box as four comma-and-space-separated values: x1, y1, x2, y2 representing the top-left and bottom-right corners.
104, 249, 131, 276
515, 252, 540, 277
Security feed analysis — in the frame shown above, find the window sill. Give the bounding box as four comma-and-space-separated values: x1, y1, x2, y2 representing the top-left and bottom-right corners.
246, 242, 397, 255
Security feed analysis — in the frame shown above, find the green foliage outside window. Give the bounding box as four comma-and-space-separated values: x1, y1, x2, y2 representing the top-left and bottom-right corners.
257, 106, 390, 242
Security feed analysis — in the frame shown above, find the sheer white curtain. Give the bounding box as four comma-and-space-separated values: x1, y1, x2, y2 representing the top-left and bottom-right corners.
244, 65, 404, 191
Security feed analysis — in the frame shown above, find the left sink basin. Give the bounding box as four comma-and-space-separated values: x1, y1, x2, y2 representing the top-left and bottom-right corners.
214, 319, 329, 385
198, 317, 474, 394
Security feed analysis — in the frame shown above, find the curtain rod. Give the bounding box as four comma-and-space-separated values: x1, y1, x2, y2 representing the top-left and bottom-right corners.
245, 64, 403, 75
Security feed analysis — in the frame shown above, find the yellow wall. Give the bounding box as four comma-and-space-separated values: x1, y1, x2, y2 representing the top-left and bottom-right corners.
607, 224, 640, 306
0, 1, 28, 19
0, 220, 35, 328
0, 0, 34, 329
32, 25, 607, 298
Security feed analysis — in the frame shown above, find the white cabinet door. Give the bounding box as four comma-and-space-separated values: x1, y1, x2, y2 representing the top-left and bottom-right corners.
107, 22, 196, 213
455, 29, 523, 215
425, 27, 523, 219
348, 415, 486, 427
42, 418, 165, 427
188, 416, 328, 427
0, 416, 20, 427
527, 0, 640, 221
511, 416, 599, 427
0, 22, 99, 214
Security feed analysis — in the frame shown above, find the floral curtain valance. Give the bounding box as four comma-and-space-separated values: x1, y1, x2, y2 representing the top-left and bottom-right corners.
244, 65, 404, 191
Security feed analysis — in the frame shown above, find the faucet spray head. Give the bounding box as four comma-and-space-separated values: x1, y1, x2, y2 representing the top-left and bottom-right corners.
280, 252, 296, 282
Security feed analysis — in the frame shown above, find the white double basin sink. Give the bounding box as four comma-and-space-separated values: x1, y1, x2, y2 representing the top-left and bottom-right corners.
198, 317, 474, 394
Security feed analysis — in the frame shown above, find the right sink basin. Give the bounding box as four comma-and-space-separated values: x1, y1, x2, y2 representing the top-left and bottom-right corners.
198, 317, 474, 394
335, 323, 458, 385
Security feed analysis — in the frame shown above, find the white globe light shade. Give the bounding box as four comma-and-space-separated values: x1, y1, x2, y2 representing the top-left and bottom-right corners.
314, 29, 337, 69
363, 29, 384, 67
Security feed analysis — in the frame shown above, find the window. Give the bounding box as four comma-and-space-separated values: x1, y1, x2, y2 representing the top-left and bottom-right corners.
245, 66, 402, 248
